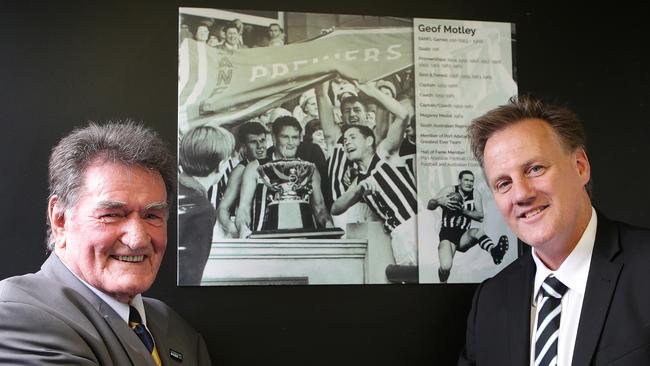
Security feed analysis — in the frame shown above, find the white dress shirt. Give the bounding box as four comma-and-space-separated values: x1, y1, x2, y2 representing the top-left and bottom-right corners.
529, 207, 597, 366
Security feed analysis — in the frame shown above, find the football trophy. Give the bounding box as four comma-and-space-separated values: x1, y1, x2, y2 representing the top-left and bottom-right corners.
249, 159, 343, 239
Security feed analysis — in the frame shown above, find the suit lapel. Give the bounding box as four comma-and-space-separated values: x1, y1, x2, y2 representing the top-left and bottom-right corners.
100, 302, 157, 366
145, 301, 171, 364
571, 214, 623, 366
507, 254, 535, 366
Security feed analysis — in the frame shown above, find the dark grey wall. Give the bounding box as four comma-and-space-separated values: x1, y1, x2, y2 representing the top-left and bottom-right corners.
1, 1, 646, 365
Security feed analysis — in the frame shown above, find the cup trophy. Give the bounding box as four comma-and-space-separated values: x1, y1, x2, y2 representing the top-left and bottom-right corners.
247, 159, 344, 239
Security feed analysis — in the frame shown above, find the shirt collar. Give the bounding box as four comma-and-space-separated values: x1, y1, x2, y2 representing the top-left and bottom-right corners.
60, 259, 147, 325
356, 153, 381, 177
532, 206, 597, 305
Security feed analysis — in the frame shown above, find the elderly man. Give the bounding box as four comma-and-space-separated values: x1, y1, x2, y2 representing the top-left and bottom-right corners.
458, 96, 650, 365
0, 122, 211, 365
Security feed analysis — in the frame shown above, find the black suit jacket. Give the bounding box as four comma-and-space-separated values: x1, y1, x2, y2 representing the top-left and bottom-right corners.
458, 213, 650, 365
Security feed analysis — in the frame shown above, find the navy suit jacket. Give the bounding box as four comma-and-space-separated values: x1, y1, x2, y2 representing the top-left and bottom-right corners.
459, 213, 650, 365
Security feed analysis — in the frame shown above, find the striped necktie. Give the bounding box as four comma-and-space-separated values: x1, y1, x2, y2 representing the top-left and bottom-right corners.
534, 275, 569, 366
129, 306, 162, 366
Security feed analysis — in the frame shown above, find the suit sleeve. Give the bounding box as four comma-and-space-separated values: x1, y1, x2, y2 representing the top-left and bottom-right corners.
0, 301, 99, 365
457, 282, 484, 366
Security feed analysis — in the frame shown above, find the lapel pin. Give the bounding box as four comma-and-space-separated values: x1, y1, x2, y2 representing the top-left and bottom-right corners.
170, 349, 183, 362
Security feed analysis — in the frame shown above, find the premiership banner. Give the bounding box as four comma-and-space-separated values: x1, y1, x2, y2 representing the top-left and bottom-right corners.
178, 27, 413, 131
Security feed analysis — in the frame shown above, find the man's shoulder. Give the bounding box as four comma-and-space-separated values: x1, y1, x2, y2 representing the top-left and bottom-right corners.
0, 271, 55, 304
605, 217, 650, 262
0, 269, 103, 334
613, 218, 650, 240
1, 261, 97, 304
595, 213, 650, 252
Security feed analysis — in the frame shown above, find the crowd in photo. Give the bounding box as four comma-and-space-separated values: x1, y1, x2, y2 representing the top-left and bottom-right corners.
180, 16, 285, 49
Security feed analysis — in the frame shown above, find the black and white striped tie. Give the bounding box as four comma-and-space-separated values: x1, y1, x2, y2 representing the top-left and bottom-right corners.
534, 275, 568, 366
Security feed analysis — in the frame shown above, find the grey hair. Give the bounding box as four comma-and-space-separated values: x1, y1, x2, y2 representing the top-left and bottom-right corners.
46, 121, 175, 250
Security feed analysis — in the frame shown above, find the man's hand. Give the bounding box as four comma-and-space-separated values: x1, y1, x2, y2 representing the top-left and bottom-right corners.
223, 221, 239, 238
354, 80, 380, 99
357, 179, 378, 196
428, 193, 461, 211
440, 192, 462, 211
239, 225, 252, 239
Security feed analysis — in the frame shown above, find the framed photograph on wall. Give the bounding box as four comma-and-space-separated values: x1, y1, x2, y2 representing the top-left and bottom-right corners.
177, 8, 518, 286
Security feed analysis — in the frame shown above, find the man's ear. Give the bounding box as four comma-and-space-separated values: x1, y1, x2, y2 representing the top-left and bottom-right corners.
574, 147, 591, 185
365, 136, 373, 149
48, 195, 66, 250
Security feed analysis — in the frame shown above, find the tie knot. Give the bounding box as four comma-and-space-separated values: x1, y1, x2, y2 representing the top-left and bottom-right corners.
541, 275, 568, 299
129, 306, 143, 325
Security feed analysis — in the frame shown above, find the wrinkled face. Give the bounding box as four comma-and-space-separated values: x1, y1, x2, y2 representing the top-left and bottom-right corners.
459, 173, 474, 192
483, 119, 590, 251
303, 97, 318, 117
343, 127, 372, 162
243, 133, 267, 160
273, 126, 300, 159
269, 25, 282, 38
54, 162, 168, 303
341, 101, 367, 125
225, 27, 239, 46
195, 25, 209, 42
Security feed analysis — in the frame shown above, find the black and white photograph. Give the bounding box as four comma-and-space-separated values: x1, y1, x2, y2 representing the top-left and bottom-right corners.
422, 169, 516, 283
178, 8, 416, 285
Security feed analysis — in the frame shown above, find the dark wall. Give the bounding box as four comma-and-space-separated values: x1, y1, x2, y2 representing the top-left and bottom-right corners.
1, 1, 647, 365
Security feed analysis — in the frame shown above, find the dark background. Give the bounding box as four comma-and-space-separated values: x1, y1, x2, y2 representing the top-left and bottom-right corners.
1, 1, 646, 365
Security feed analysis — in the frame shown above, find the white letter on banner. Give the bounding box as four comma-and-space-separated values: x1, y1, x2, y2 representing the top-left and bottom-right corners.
345, 50, 359, 61
250, 66, 269, 82
293, 59, 309, 71
386, 44, 402, 60
271, 63, 289, 78
364, 48, 380, 62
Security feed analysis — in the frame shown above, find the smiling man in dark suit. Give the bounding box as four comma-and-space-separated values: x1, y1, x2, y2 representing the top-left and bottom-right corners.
0, 122, 211, 365
458, 96, 650, 366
